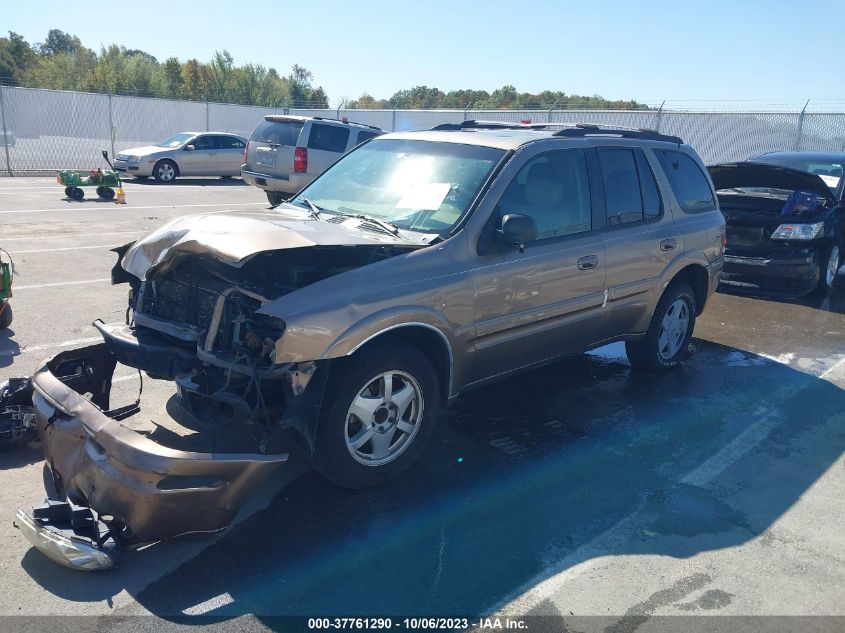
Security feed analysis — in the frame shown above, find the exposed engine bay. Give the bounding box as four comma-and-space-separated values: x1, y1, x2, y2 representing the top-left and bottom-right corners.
112, 240, 419, 448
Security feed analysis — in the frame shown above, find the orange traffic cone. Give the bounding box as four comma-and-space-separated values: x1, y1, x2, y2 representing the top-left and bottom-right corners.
115, 185, 126, 204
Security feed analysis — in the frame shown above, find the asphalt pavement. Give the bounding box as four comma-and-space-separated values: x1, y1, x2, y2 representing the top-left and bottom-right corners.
0, 176, 842, 630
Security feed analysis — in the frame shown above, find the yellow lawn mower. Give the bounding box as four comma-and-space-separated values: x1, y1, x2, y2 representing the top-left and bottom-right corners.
0, 249, 13, 330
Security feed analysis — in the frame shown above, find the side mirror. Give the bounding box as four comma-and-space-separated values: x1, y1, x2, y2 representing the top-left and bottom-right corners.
496, 213, 538, 252
185, 144, 195, 151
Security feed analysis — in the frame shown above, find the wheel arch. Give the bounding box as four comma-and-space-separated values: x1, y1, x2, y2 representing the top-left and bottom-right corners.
669, 263, 710, 315
345, 323, 454, 402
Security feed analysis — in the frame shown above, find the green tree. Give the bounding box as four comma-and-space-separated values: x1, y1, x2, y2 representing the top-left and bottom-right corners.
40, 29, 81, 56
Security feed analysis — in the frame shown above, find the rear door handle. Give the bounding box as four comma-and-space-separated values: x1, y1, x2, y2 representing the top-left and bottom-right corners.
577, 255, 599, 270
660, 238, 678, 251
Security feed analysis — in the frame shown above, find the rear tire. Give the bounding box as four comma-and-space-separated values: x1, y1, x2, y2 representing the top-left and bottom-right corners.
313, 342, 441, 489
153, 160, 178, 183
64, 186, 74, 198
0, 302, 12, 329
817, 241, 840, 293
266, 191, 285, 206
626, 283, 697, 371
69, 187, 84, 201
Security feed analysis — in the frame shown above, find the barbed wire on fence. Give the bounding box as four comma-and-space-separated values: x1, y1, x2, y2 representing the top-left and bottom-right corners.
1, 84, 845, 175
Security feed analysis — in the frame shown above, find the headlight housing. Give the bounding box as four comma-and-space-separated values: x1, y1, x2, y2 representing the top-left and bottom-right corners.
770, 222, 824, 240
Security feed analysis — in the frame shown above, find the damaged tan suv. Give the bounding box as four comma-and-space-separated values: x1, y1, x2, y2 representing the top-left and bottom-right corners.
15, 122, 724, 569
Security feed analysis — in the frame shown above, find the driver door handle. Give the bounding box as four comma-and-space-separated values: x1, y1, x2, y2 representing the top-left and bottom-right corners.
577, 255, 599, 270
660, 238, 678, 251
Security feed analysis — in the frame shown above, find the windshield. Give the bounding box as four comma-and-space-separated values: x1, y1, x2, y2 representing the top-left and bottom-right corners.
157, 133, 194, 148
753, 156, 843, 194
293, 139, 505, 234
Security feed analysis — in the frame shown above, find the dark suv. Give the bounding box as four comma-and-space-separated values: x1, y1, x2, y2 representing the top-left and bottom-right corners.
15, 122, 725, 569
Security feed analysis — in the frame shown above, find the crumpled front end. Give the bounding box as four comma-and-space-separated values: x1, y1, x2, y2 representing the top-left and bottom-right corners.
15, 343, 287, 569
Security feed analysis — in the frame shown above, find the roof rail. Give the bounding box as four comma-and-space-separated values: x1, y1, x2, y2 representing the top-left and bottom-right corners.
553, 123, 682, 145
311, 116, 382, 131
431, 120, 548, 131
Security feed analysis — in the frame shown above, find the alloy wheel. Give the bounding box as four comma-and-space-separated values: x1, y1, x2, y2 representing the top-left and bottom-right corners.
658, 298, 690, 361
344, 371, 424, 466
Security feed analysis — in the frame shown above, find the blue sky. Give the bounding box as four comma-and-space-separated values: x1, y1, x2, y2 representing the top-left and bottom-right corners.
6, 0, 845, 107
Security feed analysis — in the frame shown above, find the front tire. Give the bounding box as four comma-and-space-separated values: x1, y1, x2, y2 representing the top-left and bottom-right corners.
314, 342, 441, 489
626, 283, 697, 370
0, 302, 12, 329
817, 241, 840, 293
153, 160, 178, 183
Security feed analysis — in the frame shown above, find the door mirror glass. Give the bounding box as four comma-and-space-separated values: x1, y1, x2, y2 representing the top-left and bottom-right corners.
184, 144, 195, 151
497, 213, 538, 248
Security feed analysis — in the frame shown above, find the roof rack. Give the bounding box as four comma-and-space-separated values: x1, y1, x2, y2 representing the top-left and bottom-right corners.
552, 123, 682, 145
431, 120, 549, 131
430, 120, 683, 144
312, 116, 382, 131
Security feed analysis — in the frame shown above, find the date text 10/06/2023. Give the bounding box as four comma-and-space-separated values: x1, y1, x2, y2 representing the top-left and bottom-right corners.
307, 617, 528, 630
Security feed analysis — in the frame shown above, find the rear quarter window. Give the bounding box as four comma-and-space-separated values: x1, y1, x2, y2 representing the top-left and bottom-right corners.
654, 149, 716, 213
250, 120, 303, 146
308, 124, 351, 153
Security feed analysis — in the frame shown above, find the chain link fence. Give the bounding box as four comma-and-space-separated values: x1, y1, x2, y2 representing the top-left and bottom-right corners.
1, 85, 845, 174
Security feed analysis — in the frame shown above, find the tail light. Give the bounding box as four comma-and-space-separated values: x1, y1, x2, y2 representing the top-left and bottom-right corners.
243, 143, 248, 165
294, 147, 308, 174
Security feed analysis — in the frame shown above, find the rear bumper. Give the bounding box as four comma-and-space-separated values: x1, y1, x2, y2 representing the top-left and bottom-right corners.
26, 343, 288, 554
720, 249, 820, 295
241, 169, 308, 194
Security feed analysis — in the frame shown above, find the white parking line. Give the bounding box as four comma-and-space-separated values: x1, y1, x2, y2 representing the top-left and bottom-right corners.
10, 244, 120, 254
3, 231, 140, 242
13, 278, 110, 290
0, 336, 102, 359
0, 201, 267, 215
182, 592, 235, 615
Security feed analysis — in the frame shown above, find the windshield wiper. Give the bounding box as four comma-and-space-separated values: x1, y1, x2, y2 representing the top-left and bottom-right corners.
295, 197, 323, 220
335, 209, 400, 235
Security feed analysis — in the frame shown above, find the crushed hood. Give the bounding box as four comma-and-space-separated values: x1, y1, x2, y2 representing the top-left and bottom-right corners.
708, 162, 836, 204
120, 207, 421, 280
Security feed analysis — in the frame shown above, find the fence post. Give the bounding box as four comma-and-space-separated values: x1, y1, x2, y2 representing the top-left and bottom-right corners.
793, 99, 810, 151
392, 107, 396, 132
107, 92, 116, 160
284, 99, 289, 115
205, 101, 210, 131
463, 101, 473, 122
0, 84, 11, 176
547, 101, 558, 123
654, 100, 666, 133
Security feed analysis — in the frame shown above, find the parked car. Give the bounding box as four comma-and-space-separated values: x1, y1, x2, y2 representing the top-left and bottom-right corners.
241, 115, 382, 205
709, 151, 844, 295
13, 122, 724, 569
113, 132, 248, 182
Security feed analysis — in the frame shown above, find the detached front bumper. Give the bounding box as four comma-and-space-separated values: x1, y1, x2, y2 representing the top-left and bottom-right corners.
17, 343, 288, 569
720, 249, 820, 295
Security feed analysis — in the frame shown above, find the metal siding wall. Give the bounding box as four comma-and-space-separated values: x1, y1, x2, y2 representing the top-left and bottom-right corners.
2, 86, 845, 173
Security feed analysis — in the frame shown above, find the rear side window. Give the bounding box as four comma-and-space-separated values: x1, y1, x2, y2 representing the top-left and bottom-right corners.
654, 150, 716, 213
308, 124, 350, 153
598, 148, 661, 225
355, 130, 380, 146
215, 136, 245, 149
250, 120, 303, 146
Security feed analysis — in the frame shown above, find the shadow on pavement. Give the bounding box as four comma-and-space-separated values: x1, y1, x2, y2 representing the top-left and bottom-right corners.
17, 339, 845, 619
0, 327, 20, 369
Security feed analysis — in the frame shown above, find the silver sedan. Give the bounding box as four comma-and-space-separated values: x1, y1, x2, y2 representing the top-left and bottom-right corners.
114, 132, 247, 182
